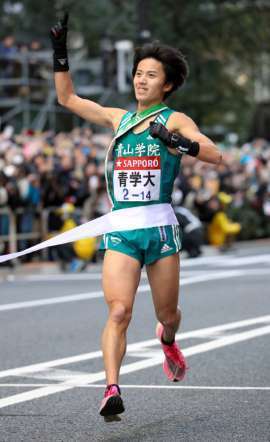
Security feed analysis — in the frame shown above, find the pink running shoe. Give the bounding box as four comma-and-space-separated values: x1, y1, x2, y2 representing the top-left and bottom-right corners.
99, 384, 125, 419
156, 322, 187, 382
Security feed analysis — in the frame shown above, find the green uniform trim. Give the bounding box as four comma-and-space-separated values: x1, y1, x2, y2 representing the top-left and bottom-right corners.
116, 102, 168, 139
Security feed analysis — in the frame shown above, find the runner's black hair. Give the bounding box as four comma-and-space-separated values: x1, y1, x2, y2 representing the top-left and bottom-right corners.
132, 41, 189, 99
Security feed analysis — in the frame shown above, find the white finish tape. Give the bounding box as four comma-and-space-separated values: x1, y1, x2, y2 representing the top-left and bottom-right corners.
0, 203, 178, 264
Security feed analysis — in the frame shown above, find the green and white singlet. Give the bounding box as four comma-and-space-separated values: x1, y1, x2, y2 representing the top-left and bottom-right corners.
108, 107, 180, 209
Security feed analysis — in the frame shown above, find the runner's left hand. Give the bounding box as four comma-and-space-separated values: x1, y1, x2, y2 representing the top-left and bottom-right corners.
149, 122, 199, 156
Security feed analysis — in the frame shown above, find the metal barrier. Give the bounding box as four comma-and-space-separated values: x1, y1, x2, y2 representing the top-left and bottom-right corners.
0, 206, 91, 263
0, 52, 107, 132
0, 207, 50, 260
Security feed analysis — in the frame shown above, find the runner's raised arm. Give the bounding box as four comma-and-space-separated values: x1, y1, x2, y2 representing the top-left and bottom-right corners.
50, 13, 125, 130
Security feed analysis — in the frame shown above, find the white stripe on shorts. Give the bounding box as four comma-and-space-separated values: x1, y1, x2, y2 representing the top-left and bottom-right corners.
172, 225, 181, 251
158, 226, 167, 242
103, 234, 108, 249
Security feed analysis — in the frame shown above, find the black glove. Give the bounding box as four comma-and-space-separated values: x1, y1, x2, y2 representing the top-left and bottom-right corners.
149, 122, 200, 157
50, 13, 69, 72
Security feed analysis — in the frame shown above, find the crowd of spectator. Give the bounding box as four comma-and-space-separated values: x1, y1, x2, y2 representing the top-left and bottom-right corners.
174, 137, 270, 242
0, 125, 111, 256
0, 123, 269, 258
0, 35, 44, 56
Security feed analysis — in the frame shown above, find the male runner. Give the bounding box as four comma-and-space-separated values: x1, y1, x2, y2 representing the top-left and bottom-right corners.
50, 13, 222, 420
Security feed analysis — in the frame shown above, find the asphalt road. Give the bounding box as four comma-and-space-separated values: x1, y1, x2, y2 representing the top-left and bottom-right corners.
0, 242, 270, 442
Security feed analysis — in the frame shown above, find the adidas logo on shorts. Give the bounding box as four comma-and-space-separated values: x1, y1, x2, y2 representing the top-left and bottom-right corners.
110, 236, 122, 245
160, 243, 173, 253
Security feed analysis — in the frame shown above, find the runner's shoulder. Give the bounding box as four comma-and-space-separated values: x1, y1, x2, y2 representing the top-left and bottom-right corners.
166, 111, 197, 132
104, 107, 128, 132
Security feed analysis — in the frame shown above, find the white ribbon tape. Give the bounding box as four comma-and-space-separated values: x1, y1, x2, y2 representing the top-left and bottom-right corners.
0, 204, 178, 264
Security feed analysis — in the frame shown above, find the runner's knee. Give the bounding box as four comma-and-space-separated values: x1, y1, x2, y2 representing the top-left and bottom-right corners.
109, 301, 132, 325
157, 306, 181, 327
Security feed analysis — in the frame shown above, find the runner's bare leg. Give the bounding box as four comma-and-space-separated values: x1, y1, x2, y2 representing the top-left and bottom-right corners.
102, 250, 141, 385
146, 253, 181, 342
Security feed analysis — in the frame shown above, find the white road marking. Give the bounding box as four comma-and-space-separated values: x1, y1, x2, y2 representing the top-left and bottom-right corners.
0, 318, 269, 409
180, 268, 270, 286
6, 272, 149, 283
181, 255, 233, 267
22, 368, 89, 381
128, 349, 161, 358
1, 270, 204, 284
0, 350, 104, 379
215, 254, 270, 267
6, 273, 103, 282
0, 313, 269, 380
1, 268, 270, 312
0, 291, 105, 311
0, 384, 57, 387
181, 253, 270, 268
74, 384, 270, 391
118, 385, 270, 390
0, 383, 270, 391
0, 384, 76, 408
184, 325, 270, 357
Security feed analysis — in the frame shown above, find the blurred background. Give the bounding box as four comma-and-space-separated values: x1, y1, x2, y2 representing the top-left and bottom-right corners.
0, 0, 270, 270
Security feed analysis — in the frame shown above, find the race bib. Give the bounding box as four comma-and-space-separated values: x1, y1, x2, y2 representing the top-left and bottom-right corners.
113, 156, 161, 202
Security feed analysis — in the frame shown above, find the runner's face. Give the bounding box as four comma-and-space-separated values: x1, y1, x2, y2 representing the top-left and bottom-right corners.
133, 58, 172, 105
